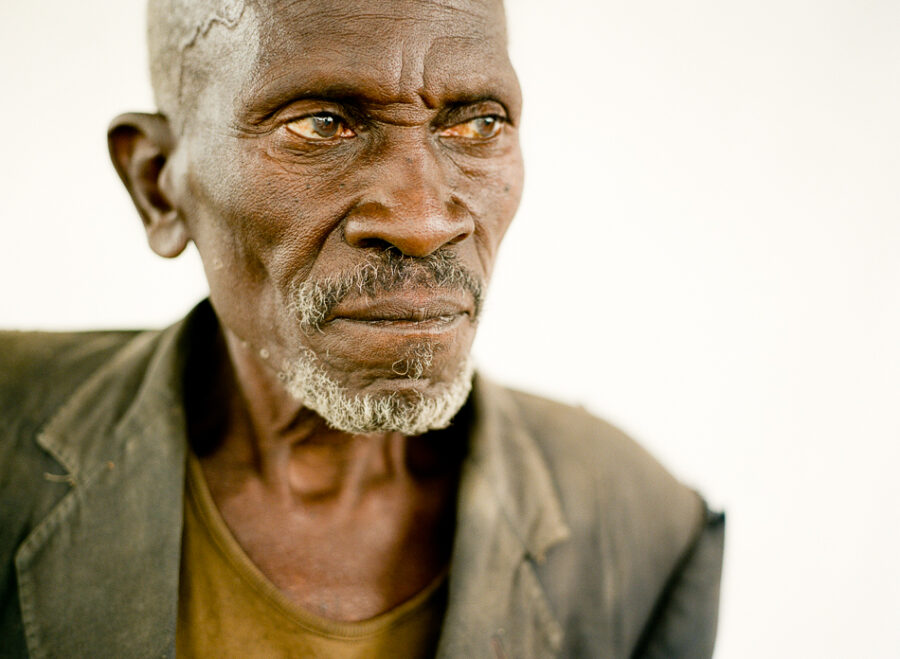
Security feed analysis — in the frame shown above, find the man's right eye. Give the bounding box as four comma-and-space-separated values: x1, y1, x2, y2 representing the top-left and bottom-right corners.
285, 114, 355, 141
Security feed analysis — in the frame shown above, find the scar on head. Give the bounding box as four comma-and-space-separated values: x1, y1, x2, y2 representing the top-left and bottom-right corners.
148, 0, 253, 124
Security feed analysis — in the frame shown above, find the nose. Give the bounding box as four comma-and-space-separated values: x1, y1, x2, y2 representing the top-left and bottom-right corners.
343, 138, 474, 257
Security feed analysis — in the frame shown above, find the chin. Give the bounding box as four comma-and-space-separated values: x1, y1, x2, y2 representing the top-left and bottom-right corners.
279, 348, 475, 436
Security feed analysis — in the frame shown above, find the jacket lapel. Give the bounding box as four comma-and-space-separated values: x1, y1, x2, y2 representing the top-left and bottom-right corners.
437, 376, 571, 659
15, 321, 190, 658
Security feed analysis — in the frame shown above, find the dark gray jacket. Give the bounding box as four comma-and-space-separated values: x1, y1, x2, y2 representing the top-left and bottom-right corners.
0, 302, 724, 658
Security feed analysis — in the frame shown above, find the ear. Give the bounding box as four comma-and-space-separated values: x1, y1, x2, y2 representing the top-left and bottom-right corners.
108, 112, 190, 258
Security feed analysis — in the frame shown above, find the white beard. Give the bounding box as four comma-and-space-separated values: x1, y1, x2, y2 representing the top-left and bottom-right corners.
280, 351, 475, 436
281, 248, 482, 434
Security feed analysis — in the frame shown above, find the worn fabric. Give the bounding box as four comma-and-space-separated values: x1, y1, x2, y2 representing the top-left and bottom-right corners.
177, 452, 448, 658
0, 301, 724, 658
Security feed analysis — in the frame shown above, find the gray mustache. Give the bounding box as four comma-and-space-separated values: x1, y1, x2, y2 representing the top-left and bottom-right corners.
288, 249, 485, 331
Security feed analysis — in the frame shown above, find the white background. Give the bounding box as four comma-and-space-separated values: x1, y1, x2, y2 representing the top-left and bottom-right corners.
1, 1, 898, 657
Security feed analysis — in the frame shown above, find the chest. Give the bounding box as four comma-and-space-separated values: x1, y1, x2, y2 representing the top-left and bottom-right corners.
197, 456, 457, 621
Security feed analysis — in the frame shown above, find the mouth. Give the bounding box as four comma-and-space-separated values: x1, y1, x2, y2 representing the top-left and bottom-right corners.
299, 289, 477, 378
324, 290, 474, 329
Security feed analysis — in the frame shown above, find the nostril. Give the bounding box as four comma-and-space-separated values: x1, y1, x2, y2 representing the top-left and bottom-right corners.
353, 237, 395, 251
447, 230, 469, 246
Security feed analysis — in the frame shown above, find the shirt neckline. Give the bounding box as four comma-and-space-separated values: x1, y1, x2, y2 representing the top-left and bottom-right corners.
185, 451, 449, 640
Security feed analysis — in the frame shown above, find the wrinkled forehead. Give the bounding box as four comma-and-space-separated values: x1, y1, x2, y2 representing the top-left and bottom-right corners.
190, 0, 517, 125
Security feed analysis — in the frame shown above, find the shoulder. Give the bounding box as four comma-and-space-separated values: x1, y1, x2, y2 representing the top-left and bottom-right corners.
0, 330, 141, 432
501, 386, 702, 527
494, 385, 722, 651
0, 329, 140, 377
0, 330, 143, 539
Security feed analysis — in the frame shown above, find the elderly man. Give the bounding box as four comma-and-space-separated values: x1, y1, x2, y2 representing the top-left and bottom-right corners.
0, 0, 724, 657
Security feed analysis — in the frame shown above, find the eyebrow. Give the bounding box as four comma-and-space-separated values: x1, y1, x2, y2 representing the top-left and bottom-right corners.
238, 70, 521, 125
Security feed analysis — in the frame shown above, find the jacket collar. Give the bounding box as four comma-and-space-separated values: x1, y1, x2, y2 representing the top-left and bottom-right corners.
16, 303, 570, 658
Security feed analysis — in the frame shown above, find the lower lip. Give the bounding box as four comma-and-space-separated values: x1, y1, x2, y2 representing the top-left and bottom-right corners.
326, 312, 468, 335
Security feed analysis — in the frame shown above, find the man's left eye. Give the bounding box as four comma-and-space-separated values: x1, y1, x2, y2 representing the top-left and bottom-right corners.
285, 114, 355, 140
440, 116, 505, 140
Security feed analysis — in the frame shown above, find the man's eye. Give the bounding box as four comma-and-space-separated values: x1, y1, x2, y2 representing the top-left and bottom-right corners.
285, 114, 355, 140
440, 116, 505, 140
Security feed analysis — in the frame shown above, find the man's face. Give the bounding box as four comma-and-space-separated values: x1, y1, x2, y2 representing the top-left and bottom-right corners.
168, 0, 523, 426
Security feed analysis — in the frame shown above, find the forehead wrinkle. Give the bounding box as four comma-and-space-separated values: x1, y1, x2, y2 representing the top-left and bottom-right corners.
257, 0, 494, 55
243, 1, 509, 115
241, 55, 415, 114
421, 34, 519, 108
264, 0, 498, 20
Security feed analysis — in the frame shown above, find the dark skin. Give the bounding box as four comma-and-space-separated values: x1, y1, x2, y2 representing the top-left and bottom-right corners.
109, 0, 523, 622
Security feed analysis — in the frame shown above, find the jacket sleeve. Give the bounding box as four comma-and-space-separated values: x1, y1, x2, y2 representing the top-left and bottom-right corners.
632, 507, 726, 659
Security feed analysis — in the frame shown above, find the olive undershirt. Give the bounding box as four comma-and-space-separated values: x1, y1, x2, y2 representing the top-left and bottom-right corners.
176, 454, 448, 658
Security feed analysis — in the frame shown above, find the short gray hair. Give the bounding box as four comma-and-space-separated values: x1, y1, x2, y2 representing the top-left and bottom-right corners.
146, 0, 251, 130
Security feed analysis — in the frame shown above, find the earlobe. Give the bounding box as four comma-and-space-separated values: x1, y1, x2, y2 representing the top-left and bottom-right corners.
108, 112, 190, 258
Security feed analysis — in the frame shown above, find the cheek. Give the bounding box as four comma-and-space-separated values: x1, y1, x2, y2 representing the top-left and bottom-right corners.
186, 142, 349, 295
493, 149, 525, 235
177, 145, 337, 349
459, 145, 525, 269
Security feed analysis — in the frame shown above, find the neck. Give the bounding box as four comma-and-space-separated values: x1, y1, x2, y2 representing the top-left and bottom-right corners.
186, 327, 465, 502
